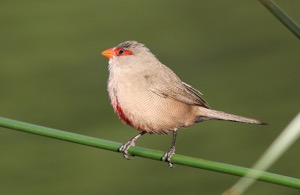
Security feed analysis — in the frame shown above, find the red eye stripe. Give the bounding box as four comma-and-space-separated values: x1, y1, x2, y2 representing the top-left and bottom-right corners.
114, 48, 133, 56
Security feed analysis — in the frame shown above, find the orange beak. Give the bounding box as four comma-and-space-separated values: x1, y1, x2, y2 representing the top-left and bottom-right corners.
101, 48, 114, 59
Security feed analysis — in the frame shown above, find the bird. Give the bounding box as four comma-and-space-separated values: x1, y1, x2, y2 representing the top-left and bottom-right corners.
101, 40, 266, 167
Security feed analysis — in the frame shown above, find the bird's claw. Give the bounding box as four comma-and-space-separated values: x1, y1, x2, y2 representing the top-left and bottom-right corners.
119, 140, 135, 160
119, 132, 146, 160
162, 146, 176, 168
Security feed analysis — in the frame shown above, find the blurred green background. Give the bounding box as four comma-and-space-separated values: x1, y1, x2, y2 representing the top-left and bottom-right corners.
1, 1, 300, 194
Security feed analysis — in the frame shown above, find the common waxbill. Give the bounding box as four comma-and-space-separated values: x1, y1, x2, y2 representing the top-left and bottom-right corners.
101, 40, 266, 167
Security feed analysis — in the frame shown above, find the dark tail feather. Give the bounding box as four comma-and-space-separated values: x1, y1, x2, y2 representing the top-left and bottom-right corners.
196, 108, 267, 125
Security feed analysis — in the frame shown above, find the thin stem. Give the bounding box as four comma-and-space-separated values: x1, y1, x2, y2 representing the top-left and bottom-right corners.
224, 113, 300, 194
0, 116, 300, 189
259, 0, 300, 39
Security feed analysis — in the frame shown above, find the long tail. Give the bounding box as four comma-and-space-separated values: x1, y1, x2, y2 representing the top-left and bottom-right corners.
196, 107, 267, 125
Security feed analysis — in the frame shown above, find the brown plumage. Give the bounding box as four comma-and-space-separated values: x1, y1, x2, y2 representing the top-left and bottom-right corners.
102, 40, 266, 167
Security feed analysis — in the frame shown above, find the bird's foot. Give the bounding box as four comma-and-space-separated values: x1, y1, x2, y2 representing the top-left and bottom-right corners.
119, 140, 136, 160
119, 132, 146, 160
162, 146, 176, 168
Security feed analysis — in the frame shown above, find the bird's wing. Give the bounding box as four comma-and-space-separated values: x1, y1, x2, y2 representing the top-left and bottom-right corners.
147, 69, 209, 108
182, 82, 209, 108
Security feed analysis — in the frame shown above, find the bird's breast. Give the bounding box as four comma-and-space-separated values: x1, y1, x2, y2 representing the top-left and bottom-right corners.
108, 68, 197, 134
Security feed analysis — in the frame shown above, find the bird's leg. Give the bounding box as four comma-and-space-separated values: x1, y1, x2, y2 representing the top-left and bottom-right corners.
162, 129, 178, 168
119, 131, 146, 159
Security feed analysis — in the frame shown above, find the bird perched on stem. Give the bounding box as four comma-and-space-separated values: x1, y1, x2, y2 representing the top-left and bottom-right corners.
101, 40, 266, 167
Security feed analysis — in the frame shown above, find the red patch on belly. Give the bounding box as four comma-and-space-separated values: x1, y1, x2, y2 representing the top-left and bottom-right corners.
111, 96, 142, 130
115, 102, 133, 127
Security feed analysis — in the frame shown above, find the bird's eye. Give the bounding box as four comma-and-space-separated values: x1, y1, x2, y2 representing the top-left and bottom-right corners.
115, 48, 133, 56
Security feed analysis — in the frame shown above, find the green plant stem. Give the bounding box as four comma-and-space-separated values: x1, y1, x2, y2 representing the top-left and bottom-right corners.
0, 116, 300, 189
259, 0, 300, 39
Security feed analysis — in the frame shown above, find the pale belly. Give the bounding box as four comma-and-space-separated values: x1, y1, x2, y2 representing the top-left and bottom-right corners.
109, 83, 197, 134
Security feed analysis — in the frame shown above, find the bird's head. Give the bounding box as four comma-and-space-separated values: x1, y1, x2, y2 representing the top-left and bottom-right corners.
101, 40, 161, 74
102, 40, 156, 61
